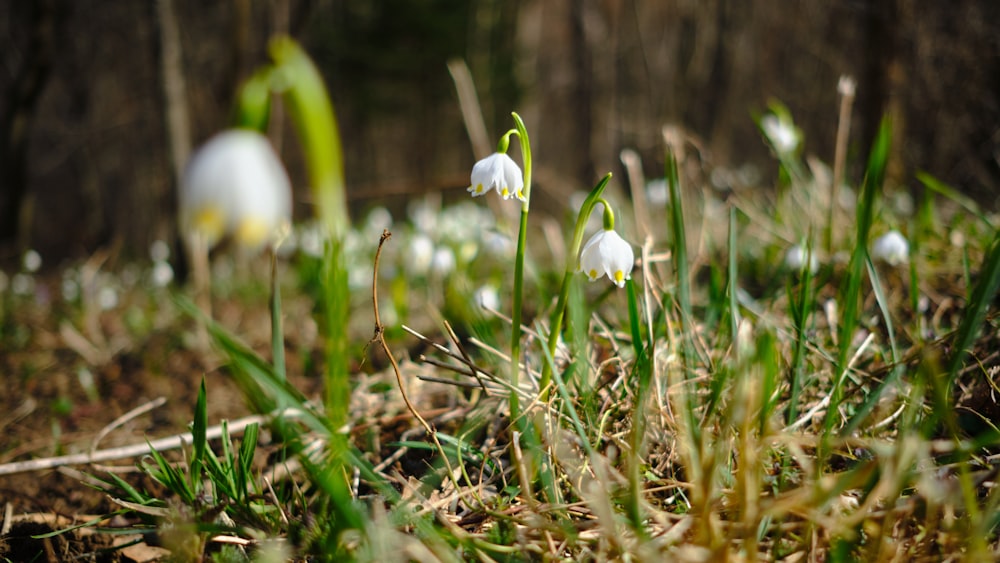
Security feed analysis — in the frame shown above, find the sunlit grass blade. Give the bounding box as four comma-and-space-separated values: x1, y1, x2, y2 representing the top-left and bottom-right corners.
917, 171, 995, 231
786, 241, 815, 425
663, 131, 701, 471
824, 116, 891, 438
945, 228, 1000, 396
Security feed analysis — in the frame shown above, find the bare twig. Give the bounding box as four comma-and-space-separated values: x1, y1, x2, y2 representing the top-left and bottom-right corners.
370, 230, 462, 493
0, 410, 296, 476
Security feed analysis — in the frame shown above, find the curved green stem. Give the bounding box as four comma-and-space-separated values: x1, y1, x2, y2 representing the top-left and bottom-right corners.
508, 113, 532, 423
267, 36, 351, 452
538, 173, 613, 398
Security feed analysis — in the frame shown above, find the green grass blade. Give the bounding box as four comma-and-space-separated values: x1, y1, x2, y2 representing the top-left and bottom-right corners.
866, 257, 899, 363
917, 171, 995, 231
946, 228, 1000, 395
786, 241, 815, 425
824, 116, 891, 437
190, 378, 208, 493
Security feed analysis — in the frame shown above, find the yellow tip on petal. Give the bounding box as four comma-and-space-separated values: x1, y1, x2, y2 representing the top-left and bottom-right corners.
235, 217, 271, 249
192, 206, 226, 246
501, 187, 510, 197
588, 269, 598, 280
614, 271, 624, 284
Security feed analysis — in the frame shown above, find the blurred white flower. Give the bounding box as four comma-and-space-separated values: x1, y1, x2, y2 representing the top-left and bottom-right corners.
181, 130, 292, 249
61, 271, 80, 302
150, 239, 171, 262
11, 273, 33, 296
98, 286, 119, 310
761, 114, 800, 155
475, 284, 501, 311
150, 261, 174, 287
297, 222, 326, 258
431, 246, 456, 276
483, 230, 514, 256
439, 201, 492, 242
645, 179, 670, 205
785, 244, 819, 274
407, 199, 438, 233
364, 206, 393, 238
457, 240, 479, 263
408, 234, 435, 275
579, 229, 635, 288
872, 230, 909, 266
22, 249, 42, 273
468, 152, 524, 201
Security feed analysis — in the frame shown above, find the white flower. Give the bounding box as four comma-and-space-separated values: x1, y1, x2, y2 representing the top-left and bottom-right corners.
474, 284, 501, 311
364, 206, 393, 238
785, 244, 819, 274
98, 286, 119, 310
181, 130, 292, 249
579, 229, 635, 288
468, 152, 524, 201
645, 179, 670, 205
408, 234, 435, 275
431, 246, 456, 276
761, 114, 800, 155
150, 261, 174, 287
149, 240, 171, 262
872, 230, 909, 266
22, 250, 42, 273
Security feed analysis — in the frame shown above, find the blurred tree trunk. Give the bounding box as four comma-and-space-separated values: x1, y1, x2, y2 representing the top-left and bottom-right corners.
0, 0, 57, 254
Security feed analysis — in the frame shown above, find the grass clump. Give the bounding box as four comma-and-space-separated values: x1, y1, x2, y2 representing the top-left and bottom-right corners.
14, 43, 1000, 563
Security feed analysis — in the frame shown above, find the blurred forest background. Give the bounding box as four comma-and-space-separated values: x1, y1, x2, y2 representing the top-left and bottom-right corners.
0, 0, 997, 265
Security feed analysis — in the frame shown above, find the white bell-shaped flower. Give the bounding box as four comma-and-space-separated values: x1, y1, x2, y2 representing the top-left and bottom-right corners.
579, 229, 635, 288
181, 130, 292, 249
468, 152, 524, 201
872, 230, 909, 266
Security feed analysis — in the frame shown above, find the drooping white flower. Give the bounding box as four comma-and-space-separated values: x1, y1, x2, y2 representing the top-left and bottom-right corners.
468, 152, 524, 201
760, 114, 800, 155
872, 230, 909, 266
579, 229, 635, 288
181, 130, 292, 250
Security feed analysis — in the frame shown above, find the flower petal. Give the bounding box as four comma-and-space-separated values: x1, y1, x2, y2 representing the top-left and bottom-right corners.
579, 229, 634, 287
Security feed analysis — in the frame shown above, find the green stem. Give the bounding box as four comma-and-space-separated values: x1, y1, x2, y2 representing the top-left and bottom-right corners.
269, 246, 286, 382
625, 277, 650, 536
269, 37, 348, 240
267, 36, 351, 459
508, 113, 532, 423
539, 174, 613, 398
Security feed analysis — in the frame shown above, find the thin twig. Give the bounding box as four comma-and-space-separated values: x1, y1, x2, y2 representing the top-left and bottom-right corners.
370, 230, 462, 494
90, 397, 168, 460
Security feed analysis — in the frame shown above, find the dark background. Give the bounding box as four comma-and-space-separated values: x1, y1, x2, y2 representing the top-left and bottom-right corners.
1, 0, 997, 264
